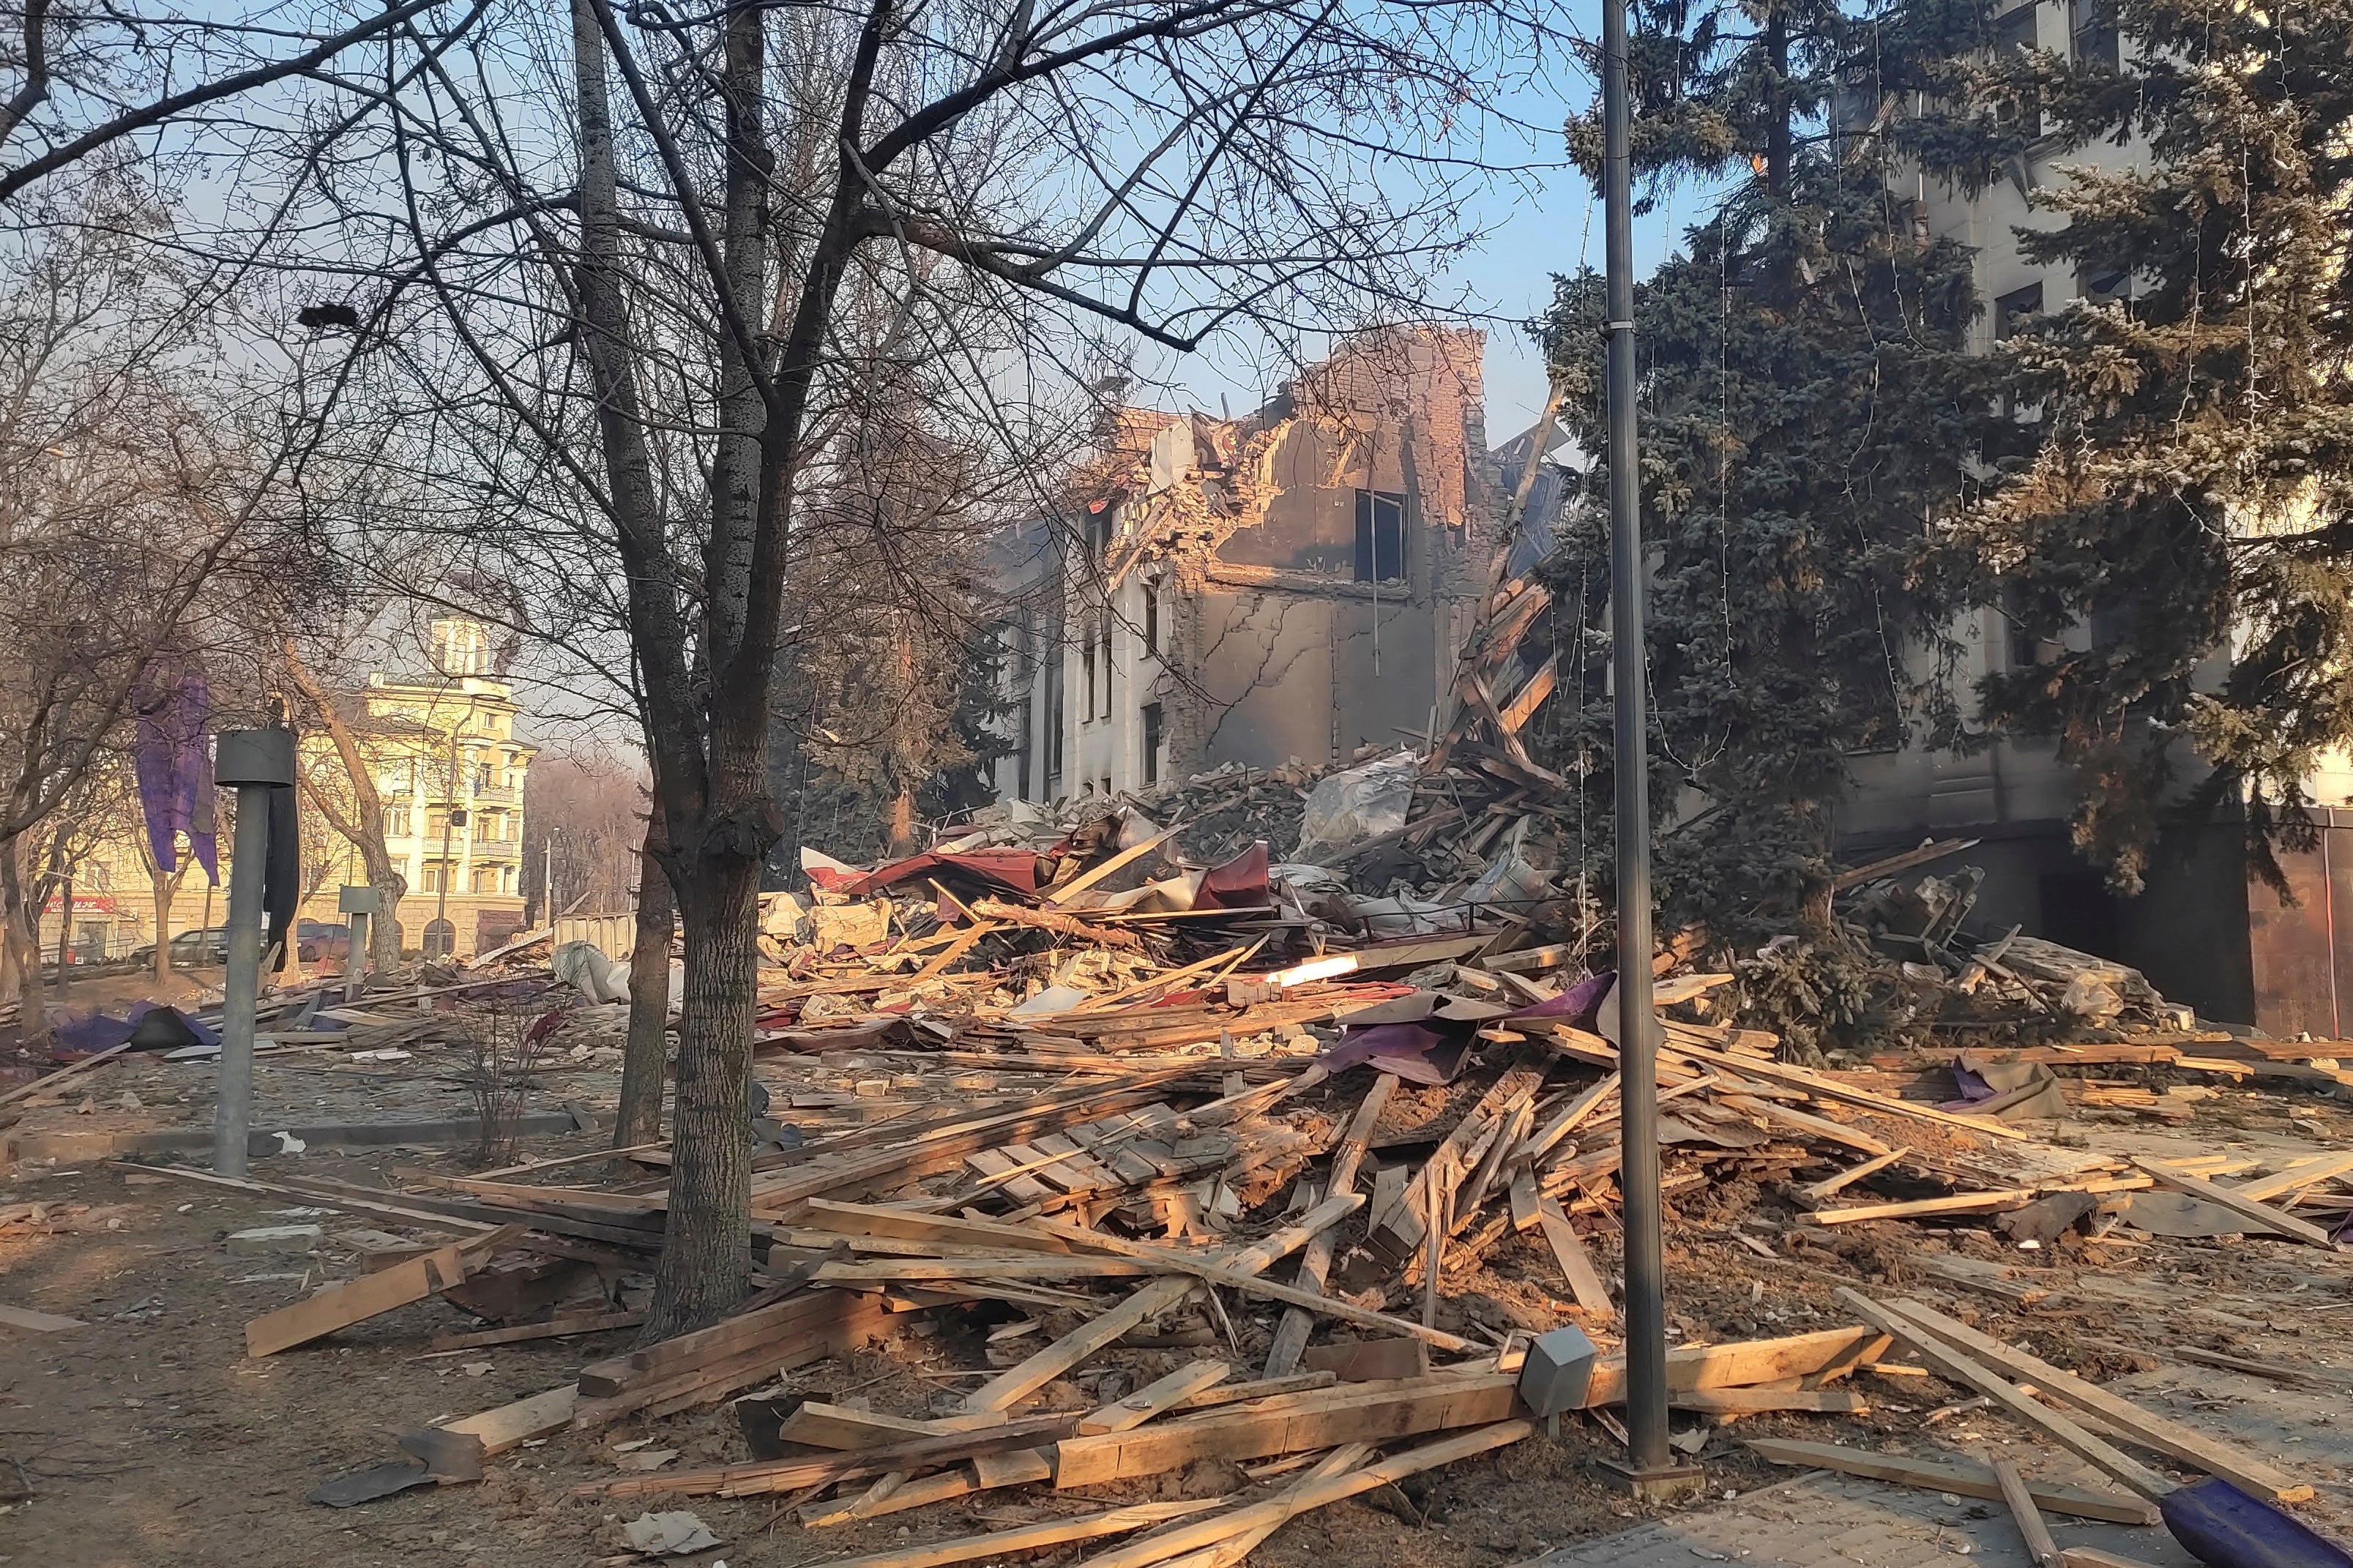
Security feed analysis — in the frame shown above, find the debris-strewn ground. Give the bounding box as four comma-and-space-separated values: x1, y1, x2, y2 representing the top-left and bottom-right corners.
6, 1059, 2352, 1568
9, 751, 2353, 1568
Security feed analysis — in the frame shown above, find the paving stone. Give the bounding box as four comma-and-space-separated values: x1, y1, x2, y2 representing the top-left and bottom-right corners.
1515, 1471, 2196, 1568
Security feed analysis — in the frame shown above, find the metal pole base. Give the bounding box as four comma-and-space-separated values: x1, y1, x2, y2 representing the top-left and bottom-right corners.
1593, 1457, 1707, 1505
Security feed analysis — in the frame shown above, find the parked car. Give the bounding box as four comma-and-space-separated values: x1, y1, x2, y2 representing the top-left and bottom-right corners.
126, 927, 231, 967
297, 919, 351, 963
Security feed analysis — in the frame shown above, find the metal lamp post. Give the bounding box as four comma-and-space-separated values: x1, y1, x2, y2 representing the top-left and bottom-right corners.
1595, 0, 1704, 1503
213, 727, 294, 1176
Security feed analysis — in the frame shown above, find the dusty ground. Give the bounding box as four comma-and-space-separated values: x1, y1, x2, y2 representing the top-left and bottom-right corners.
4, 1052, 2352, 1568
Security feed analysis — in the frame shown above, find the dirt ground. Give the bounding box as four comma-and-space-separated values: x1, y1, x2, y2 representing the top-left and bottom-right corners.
4, 1063, 2352, 1568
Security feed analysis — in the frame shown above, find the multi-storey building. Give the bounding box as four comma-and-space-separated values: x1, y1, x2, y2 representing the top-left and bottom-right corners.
1843, 1, 2353, 1034
986, 327, 1503, 802
303, 617, 537, 957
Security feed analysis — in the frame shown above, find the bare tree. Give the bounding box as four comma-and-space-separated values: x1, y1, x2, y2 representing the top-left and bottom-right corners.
522, 747, 645, 919
278, 639, 411, 971
0, 209, 294, 1022
185, 0, 1572, 1332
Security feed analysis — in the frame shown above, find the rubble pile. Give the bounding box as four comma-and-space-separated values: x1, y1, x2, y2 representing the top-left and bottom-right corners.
16, 724, 2353, 1568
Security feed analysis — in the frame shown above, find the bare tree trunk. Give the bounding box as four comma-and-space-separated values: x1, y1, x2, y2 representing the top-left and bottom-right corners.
647, 852, 760, 1334
52, 872, 70, 994
1, 843, 44, 1026
618, 811, 674, 1147
283, 641, 408, 969
146, 857, 188, 987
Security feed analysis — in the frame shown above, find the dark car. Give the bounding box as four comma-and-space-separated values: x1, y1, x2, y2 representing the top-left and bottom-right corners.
126, 927, 231, 967
297, 919, 351, 963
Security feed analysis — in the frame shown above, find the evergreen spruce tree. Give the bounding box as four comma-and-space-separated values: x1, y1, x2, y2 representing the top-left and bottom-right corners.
1949, 0, 2353, 895
1537, 0, 2007, 942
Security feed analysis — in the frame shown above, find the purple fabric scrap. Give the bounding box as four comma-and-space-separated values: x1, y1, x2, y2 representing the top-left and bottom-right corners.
1507, 968, 1614, 1027
133, 659, 217, 882
1320, 1021, 1470, 1086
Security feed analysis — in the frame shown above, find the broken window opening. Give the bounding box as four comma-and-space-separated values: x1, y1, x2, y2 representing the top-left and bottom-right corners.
1354, 490, 1406, 582
1994, 281, 2044, 340
2068, 0, 2119, 70
1994, 5, 2043, 130
1081, 629, 1097, 726
2080, 266, 2131, 307
1142, 702, 1164, 785
1098, 623, 1114, 719
1142, 579, 1160, 657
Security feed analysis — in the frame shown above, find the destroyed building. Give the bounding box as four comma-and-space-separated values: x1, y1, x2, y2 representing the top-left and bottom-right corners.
1835, 3, 2353, 1038
985, 329, 1504, 804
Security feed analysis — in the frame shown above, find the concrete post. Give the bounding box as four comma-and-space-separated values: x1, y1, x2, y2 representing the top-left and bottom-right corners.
212, 728, 294, 1176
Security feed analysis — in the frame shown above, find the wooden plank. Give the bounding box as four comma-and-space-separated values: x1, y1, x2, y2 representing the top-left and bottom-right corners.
1497, 655, 1556, 735
1075, 1420, 1533, 1568
245, 1225, 521, 1357
801, 1498, 1225, 1568
119, 1160, 498, 1233
1021, 1198, 1476, 1352
605, 1414, 1077, 1500
963, 1275, 1198, 1414
1719, 1093, 1892, 1157
1266, 1073, 1394, 1377
1881, 1296, 2311, 1503
1580, 1326, 1884, 1405
1800, 1149, 1909, 1203
1672, 1387, 1867, 1414
1158, 1443, 1373, 1568
2133, 1157, 2337, 1244
401, 1385, 580, 1478
2169, 1345, 2353, 1390
1521, 1072, 1619, 1164
1077, 1361, 1232, 1435
574, 1288, 895, 1428
1051, 1375, 1521, 1489
774, 1401, 1010, 1451
804, 1447, 1056, 1526
0, 1040, 134, 1107
0, 1304, 86, 1332
1535, 1198, 1614, 1322
1302, 1338, 1429, 1383
1832, 837, 1981, 891
1045, 823, 1185, 906
1663, 1039, 2029, 1140
428, 1309, 643, 1351
801, 1198, 1085, 1254
1743, 1440, 2158, 1526
1508, 1169, 1541, 1230
1813, 1189, 2042, 1223
1171, 1371, 1338, 1412
962, 1146, 1056, 1205
1832, 1289, 2175, 1499
816, 1255, 1166, 1282
1996, 1458, 2066, 1568
961, 1196, 1357, 1415
611, 1250, 841, 1383
2225, 1152, 2353, 1202
2061, 1550, 2170, 1568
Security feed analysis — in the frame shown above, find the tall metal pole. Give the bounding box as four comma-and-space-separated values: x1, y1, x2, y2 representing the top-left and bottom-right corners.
433, 725, 458, 957
1600, 0, 1697, 1501
214, 729, 294, 1176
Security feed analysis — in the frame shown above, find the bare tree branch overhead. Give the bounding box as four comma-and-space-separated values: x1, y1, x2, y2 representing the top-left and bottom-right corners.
0, 0, 469, 201
5, 0, 1576, 1330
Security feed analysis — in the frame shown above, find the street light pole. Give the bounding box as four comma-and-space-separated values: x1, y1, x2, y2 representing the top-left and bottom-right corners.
1596, 0, 1704, 1503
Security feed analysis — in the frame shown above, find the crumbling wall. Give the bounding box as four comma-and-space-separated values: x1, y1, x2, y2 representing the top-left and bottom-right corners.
1074, 326, 1495, 792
